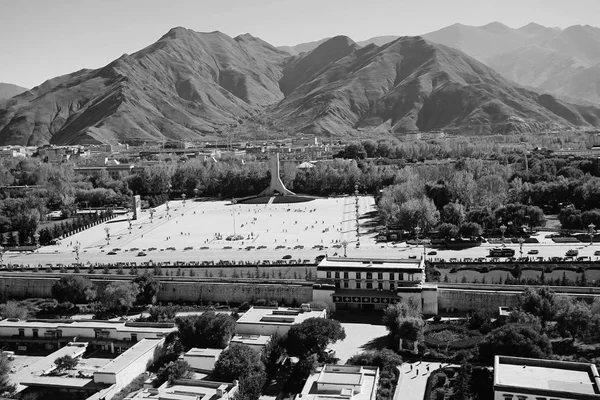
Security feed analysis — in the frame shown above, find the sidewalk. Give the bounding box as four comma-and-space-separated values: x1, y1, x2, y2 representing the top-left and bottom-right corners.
395, 361, 443, 400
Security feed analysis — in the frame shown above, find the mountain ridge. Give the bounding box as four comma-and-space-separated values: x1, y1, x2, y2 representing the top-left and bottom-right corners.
1, 28, 600, 146
0, 83, 28, 100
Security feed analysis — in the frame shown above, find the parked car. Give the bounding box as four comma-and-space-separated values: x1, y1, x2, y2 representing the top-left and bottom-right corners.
137, 251, 147, 257
107, 251, 117, 255
527, 249, 539, 254
595, 250, 600, 256
282, 255, 292, 259
427, 251, 437, 256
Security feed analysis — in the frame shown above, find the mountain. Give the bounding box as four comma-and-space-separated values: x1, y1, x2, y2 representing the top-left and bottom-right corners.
0, 83, 28, 100
272, 36, 600, 136
1, 28, 600, 145
422, 22, 600, 106
277, 38, 331, 55
357, 36, 399, 47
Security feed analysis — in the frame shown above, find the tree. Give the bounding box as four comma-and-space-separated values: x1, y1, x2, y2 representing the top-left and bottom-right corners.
285, 318, 346, 358
519, 287, 558, 328
51, 276, 96, 304
0, 354, 15, 396
478, 324, 552, 363
176, 311, 236, 350
555, 299, 593, 340
442, 202, 466, 226
347, 349, 402, 370
54, 355, 78, 372
213, 344, 266, 400
382, 301, 420, 334
157, 360, 193, 383
0, 301, 30, 320
101, 282, 139, 314
261, 333, 286, 379
133, 273, 161, 305
460, 222, 483, 238
507, 311, 542, 332
449, 361, 471, 400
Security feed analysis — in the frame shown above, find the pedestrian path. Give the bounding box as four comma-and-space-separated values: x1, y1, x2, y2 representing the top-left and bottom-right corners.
395, 361, 443, 400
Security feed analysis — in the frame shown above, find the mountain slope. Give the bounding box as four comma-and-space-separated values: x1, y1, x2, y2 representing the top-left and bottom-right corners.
0, 83, 28, 100
0, 28, 288, 145
272, 36, 600, 135
1, 28, 600, 145
423, 22, 600, 105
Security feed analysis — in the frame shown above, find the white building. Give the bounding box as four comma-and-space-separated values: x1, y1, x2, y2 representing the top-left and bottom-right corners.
235, 307, 327, 336
229, 334, 271, 353
94, 338, 165, 394
0, 319, 176, 353
181, 348, 223, 373
313, 257, 438, 314
494, 356, 600, 400
127, 379, 239, 400
299, 365, 379, 400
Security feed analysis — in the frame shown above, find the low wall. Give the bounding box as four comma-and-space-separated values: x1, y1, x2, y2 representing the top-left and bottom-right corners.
0, 273, 313, 305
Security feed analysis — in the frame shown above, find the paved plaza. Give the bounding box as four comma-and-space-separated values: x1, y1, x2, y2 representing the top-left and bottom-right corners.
2, 195, 600, 266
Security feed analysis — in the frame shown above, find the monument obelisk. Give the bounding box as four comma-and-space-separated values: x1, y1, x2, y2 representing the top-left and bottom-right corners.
259, 153, 295, 197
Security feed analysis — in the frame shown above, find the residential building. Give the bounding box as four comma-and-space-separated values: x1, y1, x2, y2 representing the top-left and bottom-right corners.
299, 365, 379, 400
229, 334, 270, 352
0, 319, 176, 353
494, 356, 600, 400
235, 306, 327, 336
127, 379, 239, 400
181, 348, 223, 372
312, 257, 438, 314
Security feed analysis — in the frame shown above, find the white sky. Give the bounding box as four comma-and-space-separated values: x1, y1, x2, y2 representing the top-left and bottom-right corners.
1, 0, 599, 88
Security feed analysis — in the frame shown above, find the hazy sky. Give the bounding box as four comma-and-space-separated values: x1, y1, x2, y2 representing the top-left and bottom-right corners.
1, 0, 599, 88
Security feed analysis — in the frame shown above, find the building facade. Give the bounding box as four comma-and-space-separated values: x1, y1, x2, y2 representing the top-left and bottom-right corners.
312, 257, 438, 314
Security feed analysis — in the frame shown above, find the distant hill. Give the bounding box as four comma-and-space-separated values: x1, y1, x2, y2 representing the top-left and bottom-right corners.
1, 27, 600, 146
277, 38, 331, 55
422, 22, 600, 106
0, 83, 28, 100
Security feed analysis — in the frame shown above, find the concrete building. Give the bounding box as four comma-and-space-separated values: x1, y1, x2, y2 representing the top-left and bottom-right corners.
181, 348, 223, 373
0, 319, 177, 353
300, 365, 379, 400
313, 257, 438, 314
94, 338, 165, 394
494, 356, 600, 400
229, 334, 271, 352
235, 306, 327, 336
128, 379, 239, 400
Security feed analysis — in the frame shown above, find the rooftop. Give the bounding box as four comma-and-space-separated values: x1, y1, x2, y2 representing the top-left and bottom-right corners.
128, 379, 237, 400
301, 365, 378, 400
0, 319, 176, 335
95, 338, 164, 376
317, 257, 423, 271
494, 356, 600, 399
184, 348, 224, 358
236, 307, 326, 326
230, 334, 270, 346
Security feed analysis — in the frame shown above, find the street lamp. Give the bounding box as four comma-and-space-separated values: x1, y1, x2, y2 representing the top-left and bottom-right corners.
342, 241, 348, 257
0, 245, 4, 267
104, 227, 110, 245
150, 208, 155, 223
414, 226, 421, 241
500, 224, 507, 242
232, 199, 237, 237
589, 223, 596, 246
33, 232, 40, 248
128, 216, 132, 233
73, 243, 80, 265
518, 237, 524, 258
193, 188, 199, 198
182, 193, 186, 206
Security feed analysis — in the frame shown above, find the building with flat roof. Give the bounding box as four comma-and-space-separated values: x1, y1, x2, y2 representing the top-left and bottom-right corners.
300, 365, 379, 400
127, 379, 239, 400
235, 307, 327, 336
494, 356, 600, 400
229, 334, 271, 352
181, 348, 223, 373
313, 257, 438, 314
0, 318, 176, 353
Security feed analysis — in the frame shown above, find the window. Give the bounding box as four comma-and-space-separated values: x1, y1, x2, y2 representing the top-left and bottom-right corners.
334, 272, 340, 279
33, 329, 38, 338
326, 271, 331, 278
502, 396, 513, 400
390, 283, 395, 291
343, 272, 349, 279
366, 282, 373, 289
356, 272, 362, 279
356, 282, 361, 289
343, 281, 349, 289
398, 273, 404, 281
131, 334, 138, 342
389, 273, 394, 281
56, 330, 63, 338
335, 281, 341, 289
378, 272, 383, 279
366, 272, 372, 279
378, 282, 383, 290
18, 329, 24, 338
